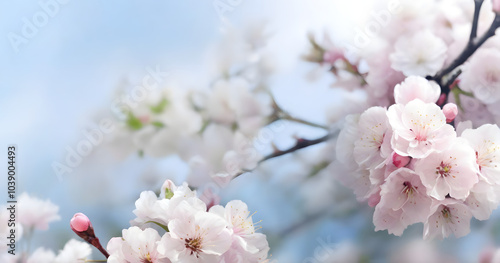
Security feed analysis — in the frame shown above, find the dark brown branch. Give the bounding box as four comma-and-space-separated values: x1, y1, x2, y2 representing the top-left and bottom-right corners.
430, 13, 500, 95
233, 132, 334, 179
470, 0, 484, 41
258, 134, 331, 164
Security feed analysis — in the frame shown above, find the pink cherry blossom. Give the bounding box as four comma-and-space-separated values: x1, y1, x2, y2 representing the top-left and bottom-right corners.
461, 124, 500, 185
107, 226, 168, 263
390, 30, 447, 77
353, 107, 391, 169
209, 200, 270, 261
393, 76, 441, 105
387, 99, 456, 158
465, 181, 500, 220
377, 168, 433, 226
373, 204, 407, 236
415, 138, 479, 200
157, 201, 232, 262
423, 199, 472, 240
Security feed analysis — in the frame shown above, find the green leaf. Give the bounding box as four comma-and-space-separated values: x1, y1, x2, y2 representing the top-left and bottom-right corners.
126, 112, 143, 130
151, 121, 165, 128
150, 98, 169, 114
145, 221, 169, 232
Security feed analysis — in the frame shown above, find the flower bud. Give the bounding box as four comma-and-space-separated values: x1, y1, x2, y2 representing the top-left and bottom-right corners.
70, 212, 110, 258
393, 152, 411, 168
443, 103, 458, 123
323, 49, 344, 64
493, 0, 500, 14
70, 213, 91, 232
161, 180, 177, 199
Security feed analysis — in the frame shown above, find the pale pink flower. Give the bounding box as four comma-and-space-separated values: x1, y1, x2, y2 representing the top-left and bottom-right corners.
387, 99, 456, 158
394, 76, 441, 105
390, 30, 447, 77
210, 200, 269, 261
107, 226, 168, 263
353, 107, 391, 169
460, 48, 500, 104
157, 201, 232, 262
377, 168, 433, 226
373, 204, 407, 236
415, 138, 479, 200
465, 181, 500, 220
423, 199, 472, 240
55, 239, 92, 263
18, 193, 60, 231
461, 124, 500, 185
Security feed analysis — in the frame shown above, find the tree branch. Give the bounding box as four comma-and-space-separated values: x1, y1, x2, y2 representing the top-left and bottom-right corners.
470, 0, 484, 41
430, 12, 500, 94
258, 133, 332, 164
233, 132, 334, 179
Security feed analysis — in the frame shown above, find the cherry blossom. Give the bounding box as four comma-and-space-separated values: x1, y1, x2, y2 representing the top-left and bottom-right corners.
377, 168, 432, 227
18, 193, 60, 231
387, 99, 456, 158
460, 48, 500, 104
461, 124, 500, 185
390, 30, 447, 77
415, 138, 479, 200
107, 226, 168, 263
393, 76, 441, 105
423, 199, 472, 240
157, 202, 232, 262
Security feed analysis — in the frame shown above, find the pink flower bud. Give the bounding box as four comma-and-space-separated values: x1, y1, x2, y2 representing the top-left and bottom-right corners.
323, 49, 344, 64
493, 0, 500, 14
443, 103, 458, 123
393, 152, 411, 168
70, 213, 91, 232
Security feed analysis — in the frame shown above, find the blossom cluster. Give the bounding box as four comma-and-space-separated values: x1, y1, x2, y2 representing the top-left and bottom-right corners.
106, 179, 270, 262
307, 0, 500, 126
336, 75, 500, 239
103, 25, 276, 188
0, 193, 92, 263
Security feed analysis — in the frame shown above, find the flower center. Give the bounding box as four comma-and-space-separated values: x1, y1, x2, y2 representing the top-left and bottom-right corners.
436, 161, 452, 177
185, 237, 203, 256
441, 206, 451, 220
401, 181, 415, 196
141, 252, 152, 263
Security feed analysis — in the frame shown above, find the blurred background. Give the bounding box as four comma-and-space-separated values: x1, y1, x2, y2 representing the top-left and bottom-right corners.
1, 0, 499, 262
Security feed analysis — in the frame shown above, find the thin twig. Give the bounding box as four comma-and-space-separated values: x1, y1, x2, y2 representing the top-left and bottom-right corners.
469, 0, 484, 41
259, 133, 332, 164
431, 13, 500, 93
233, 132, 334, 179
